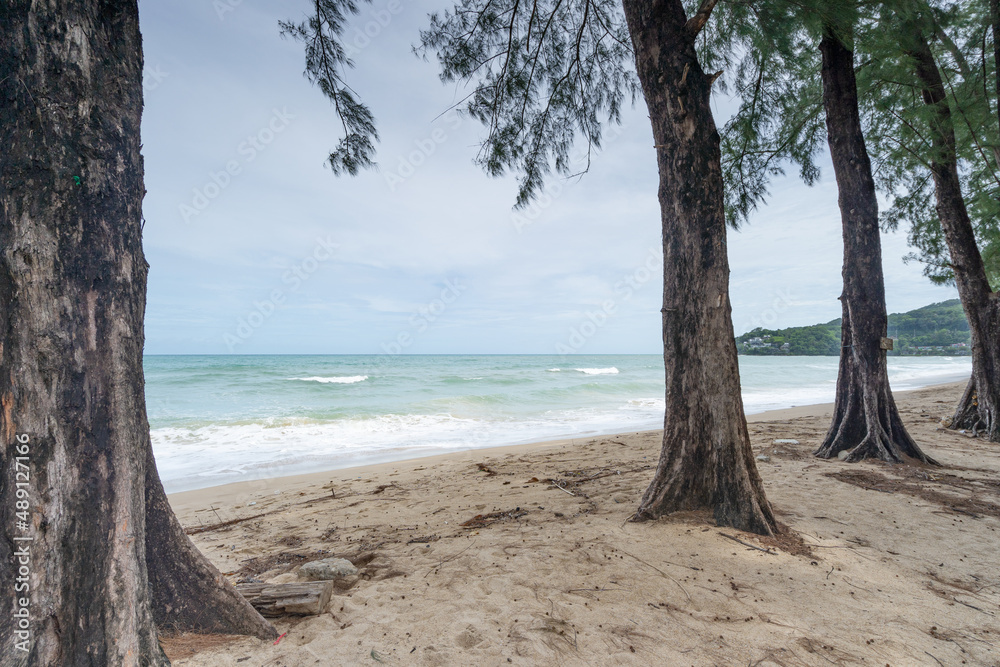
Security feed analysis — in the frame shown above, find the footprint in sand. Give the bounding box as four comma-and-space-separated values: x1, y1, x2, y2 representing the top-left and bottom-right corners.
455, 625, 487, 649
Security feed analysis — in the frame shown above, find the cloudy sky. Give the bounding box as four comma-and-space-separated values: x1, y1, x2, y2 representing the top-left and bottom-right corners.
137, 0, 958, 355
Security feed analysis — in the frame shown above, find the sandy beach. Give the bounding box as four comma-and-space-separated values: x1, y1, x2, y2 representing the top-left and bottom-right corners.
162, 380, 1000, 665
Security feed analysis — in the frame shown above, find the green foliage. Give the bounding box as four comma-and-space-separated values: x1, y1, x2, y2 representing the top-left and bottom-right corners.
737, 324, 841, 355
737, 299, 972, 355
886, 298, 970, 336
417, 0, 637, 208
281, 0, 379, 175
711, 0, 998, 287
853, 1, 1000, 290
706, 1, 852, 227
287, 0, 639, 208
705, 0, 833, 219
282, 0, 1000, 283
886, 299, 972, 349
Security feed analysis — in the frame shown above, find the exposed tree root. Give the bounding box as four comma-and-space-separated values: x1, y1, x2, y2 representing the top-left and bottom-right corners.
814, 347, 936, 465
631, 442, 777, 537
950, 379, 997, 442
145, 444, 278, 640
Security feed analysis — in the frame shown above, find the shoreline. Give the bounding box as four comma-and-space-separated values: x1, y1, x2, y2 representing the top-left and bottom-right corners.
165, 377, 1000, 666
167, 379, 967, 511
155, 358, 972, 495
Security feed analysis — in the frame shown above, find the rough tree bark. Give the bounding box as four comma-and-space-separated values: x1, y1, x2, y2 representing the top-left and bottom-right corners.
622, 0, 777, 536
0, 1, 275, 664
908, 32, 1000, 442
145, 445, 278, 638
813, 29, 935, 463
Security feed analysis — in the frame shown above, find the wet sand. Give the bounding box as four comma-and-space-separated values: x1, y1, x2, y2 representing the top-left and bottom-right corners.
164, 381, 1000, 665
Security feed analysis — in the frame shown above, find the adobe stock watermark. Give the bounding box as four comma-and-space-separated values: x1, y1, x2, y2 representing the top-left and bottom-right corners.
179, 108, 294, 223
214, 0, 243, 20
556, 245, 661, 355
375, 278, 467, 362
343, 0, 411, 57
223, 236, 338, 351
384, 110, 463, 192
740, 288, 796, 332
142, 64, 169, 93
217, 0, 410, 42
10, 433, 32, 653
510, 180, 567, 234
512, 123, 626, 234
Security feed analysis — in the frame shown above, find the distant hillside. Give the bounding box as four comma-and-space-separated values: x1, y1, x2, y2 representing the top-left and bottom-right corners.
737, 299, 970, 356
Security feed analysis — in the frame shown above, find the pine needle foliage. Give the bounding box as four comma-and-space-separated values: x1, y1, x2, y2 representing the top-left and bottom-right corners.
281, 0, 379, 175
856, 0, 1000, 289
286, 0, 853, 217
704, 1, 880, 228
712, 0, 998, 286
284, 0, 643, 207
416, 0, 637, 208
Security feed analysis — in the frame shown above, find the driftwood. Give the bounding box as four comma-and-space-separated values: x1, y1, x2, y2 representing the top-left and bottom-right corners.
235, 581, 333, 617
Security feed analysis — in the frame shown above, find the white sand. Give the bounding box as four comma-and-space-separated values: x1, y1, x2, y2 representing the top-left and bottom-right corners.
163, 381, 1000, 665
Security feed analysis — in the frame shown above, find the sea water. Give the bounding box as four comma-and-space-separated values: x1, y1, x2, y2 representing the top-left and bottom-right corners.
146, 354, 971, 492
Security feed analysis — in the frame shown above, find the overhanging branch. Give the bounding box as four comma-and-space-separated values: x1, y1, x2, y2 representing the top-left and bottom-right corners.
685, 0, 719, 37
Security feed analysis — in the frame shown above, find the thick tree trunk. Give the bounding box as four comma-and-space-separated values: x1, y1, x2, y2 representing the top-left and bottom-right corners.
0, 2, 275, 664
621, 0, 776, 536
814, 30, 934, 464
908, 32, 1000, 442
0, 2, 168, 663
145, 444, 278, 638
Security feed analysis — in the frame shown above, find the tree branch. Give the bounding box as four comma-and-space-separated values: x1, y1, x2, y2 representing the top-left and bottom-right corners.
685, 0, 719, 37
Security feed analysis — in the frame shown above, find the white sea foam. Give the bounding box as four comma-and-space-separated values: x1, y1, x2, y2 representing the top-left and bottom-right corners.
887, 358, 971, 390
149, 355, 971, 493
547, 368, 561, 372
290, 375, 368, 384
151, 402, 667, 493
626, 398, 665, 409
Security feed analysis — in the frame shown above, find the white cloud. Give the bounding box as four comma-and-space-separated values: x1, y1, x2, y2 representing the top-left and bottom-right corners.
139, 0, 958, 354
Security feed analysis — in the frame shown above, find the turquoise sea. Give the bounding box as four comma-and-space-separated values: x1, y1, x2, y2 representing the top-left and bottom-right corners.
146, 354, 972, 492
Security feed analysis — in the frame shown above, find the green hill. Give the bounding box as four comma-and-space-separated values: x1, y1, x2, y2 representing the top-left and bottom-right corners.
737, 299, 970, 356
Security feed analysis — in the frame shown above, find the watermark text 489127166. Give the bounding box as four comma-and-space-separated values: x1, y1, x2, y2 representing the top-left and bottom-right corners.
11, 433, 32, 653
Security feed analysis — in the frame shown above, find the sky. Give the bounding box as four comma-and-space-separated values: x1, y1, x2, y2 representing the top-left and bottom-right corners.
137, 0, 959, 355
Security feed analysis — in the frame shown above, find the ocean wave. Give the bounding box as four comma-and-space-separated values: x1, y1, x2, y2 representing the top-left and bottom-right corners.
888, 359, 971, 389
151, 404, 665, 493
439, 376, 486, 384
290, 375, 368, 384
626, 398, 665, 409
146, 355, 972, 494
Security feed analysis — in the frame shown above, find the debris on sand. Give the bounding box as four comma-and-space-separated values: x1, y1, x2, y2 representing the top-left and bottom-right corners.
460, 508, 528, 529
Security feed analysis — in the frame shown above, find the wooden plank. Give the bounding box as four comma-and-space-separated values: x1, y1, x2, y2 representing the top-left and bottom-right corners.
235, 581, 333, 617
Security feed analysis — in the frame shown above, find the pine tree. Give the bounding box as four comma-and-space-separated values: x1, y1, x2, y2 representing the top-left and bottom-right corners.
858, 2, 1000, 440
285, 0, 777, 534
712, 1, 934, 462
0, 2, 279, 664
